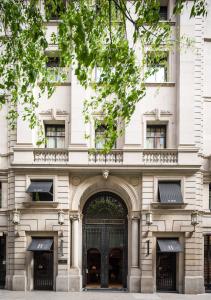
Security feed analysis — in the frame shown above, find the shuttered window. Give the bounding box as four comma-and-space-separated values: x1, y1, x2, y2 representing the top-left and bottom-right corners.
158, 181, 183, 204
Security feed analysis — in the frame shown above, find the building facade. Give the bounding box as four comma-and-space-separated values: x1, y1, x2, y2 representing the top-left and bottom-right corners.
0, 0, 211, 294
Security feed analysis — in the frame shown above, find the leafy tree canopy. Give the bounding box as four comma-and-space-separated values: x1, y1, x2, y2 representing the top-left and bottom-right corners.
0, 0, 207, 151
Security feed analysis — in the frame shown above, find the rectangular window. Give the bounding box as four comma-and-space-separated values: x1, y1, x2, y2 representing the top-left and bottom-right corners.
45, 124, 65, 148
46, 56, 60, 68
159, 6, 168, 20
146, 125, 166, 149
27, 180, 53, 202
95, 124, 117, 150
95, 124, 107, 150
158, 181, 183, 204
44, 0, 66, 20
0, 182, 2, 208
146, 52, 168, 83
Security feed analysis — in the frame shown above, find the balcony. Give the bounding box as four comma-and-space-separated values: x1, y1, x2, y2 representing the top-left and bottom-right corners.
88, 150, 123, 164
34, 149, 68, 163
142, 149, 178, 165
12, 147, 200, 169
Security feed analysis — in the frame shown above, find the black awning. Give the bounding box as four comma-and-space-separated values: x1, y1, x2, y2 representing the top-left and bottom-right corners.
27, 239, 53, 251
158, 182, 183, 204
26, 181, 53, 194
157, 239, 182, 253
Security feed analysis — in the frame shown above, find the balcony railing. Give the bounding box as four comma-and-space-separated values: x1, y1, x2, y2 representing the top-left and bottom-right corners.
88, 150, 123, 164
27, 148, 183, 166
34, 149, 68, 163
142, 149, 178, 165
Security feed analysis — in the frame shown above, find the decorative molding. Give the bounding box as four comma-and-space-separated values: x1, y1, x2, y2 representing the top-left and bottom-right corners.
71, 176, 81, 186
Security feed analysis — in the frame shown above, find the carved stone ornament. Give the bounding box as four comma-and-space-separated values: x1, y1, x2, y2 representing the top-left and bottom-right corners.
130, 177, 139, 186
71, 176, 81, 186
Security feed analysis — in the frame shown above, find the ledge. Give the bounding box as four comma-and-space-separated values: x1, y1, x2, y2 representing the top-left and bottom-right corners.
22, 201, 59, 208
151, 202, 187, 209
145, 82, 175, 87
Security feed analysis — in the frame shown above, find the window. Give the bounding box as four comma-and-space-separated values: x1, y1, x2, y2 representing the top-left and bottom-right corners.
146, 125, 166, 149
158, 181, 183, 204
26, 180, 53, 202
45, 124, 65, 148
0, 182, 2, 208
46, 56, 60, 68
159, 6, 168, 20
95, 124, 116, 150
44, 0, 66, 20
95, 124, 107, 150
146, 52, 168, 83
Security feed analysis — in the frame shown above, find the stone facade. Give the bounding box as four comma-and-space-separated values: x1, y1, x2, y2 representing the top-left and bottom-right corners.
0, 0, 211, 294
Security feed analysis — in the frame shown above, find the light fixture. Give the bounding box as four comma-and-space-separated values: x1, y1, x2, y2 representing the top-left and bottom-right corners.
12, 209, 20, 225
58, 210, 65, 225
146, 211, 153, 226
191, 211, 199, 231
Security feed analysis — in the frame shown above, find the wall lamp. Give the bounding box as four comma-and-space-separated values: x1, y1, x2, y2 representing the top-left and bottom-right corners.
191, 211, 199, 231
58, 210, 65, 225
12, 209, 20, 225
146, 211, 153, 226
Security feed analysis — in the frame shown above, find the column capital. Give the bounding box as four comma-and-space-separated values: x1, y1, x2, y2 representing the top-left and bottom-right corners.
129, 211, 141, 220
69, 211, 80, 221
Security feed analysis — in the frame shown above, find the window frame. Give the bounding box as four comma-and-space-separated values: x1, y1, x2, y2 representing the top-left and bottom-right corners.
44, 0, 66, 20
26, 175, 57, 203
94, 123, 117, 150
45, 124, 65, 149
154, 176, 185, 204
146, 124, 167, 149
146, 51, 169, 83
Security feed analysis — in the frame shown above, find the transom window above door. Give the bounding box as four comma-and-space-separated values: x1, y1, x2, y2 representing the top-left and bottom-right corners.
45, 124, 65, 148
146, 125, 166, 149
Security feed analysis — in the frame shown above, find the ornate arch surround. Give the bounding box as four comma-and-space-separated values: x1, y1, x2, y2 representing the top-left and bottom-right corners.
71, 175, 139, 212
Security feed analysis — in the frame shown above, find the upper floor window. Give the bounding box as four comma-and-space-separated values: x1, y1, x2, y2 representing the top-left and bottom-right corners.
95, 124, 107, 150
146, 51, 168, 83
159, 6, 168, 20
95, 124, 116, 150
158, 181, 183, 204
26, 179, 53, 202
46, 56, 60, 68
0, 182, 2, 208
44, 0, 66, 20
45, 124, 65, 148
146, 125, 166, 149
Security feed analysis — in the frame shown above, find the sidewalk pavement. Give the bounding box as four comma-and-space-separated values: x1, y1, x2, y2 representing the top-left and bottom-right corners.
0, 291, 211, 300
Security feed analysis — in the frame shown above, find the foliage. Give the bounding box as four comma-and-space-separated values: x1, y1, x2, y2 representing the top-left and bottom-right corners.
0, 0, 208, 151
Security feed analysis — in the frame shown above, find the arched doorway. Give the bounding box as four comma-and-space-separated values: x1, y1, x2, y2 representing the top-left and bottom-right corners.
82, 192, 128, 289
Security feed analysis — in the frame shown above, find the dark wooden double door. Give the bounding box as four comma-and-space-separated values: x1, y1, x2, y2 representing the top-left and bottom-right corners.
0, 236, 6, 289
34, 251, 53, 290
83, 224, 127, 288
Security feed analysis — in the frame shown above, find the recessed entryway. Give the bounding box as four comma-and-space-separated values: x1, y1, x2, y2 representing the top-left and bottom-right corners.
82, 192, 128, 290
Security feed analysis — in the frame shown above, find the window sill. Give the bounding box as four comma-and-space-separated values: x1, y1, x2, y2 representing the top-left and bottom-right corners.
23, 201, 59, 208
145, 82, 175, 87
151, 202, 187, 209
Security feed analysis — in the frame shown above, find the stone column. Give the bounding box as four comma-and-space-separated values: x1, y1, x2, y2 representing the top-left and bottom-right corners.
129, 212, 141, 292
72, 215, 79, 269
69, 213, 82, 291
131, 217, 139, 268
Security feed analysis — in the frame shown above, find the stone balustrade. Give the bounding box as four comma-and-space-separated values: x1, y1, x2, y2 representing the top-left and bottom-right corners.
142, 149, 178, 165
34, 149, 68, 163
88, 150, 123, 164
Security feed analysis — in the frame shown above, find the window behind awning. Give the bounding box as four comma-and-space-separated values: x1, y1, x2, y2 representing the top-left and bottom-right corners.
157, 239, 182, 253
26, 181, 53, 194
158, 182, 183, 203
27, 239, 53, 251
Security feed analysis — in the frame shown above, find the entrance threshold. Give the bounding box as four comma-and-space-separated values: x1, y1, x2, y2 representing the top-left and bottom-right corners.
83, 288, 128, 292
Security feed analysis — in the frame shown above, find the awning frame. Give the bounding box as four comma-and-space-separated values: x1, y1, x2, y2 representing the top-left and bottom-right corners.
157, 239, 183, 253
27, 238, 53, 252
